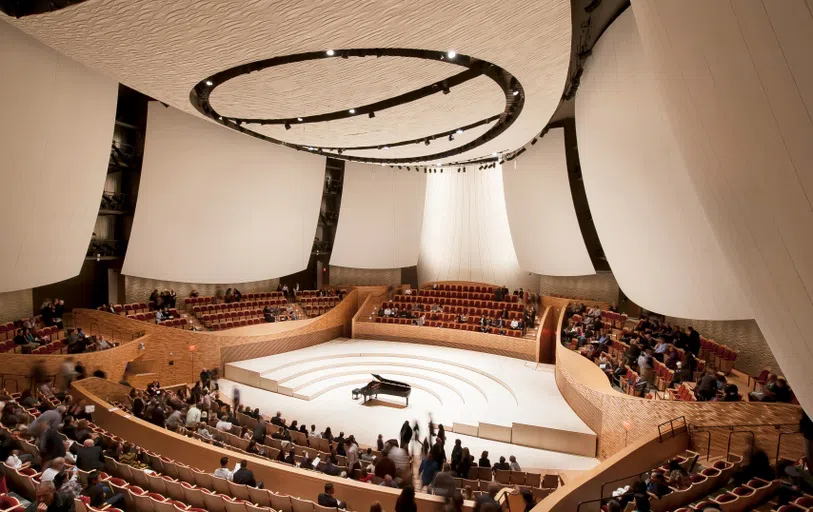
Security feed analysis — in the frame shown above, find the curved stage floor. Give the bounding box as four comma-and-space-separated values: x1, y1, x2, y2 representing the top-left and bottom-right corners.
221, 339, 598, 471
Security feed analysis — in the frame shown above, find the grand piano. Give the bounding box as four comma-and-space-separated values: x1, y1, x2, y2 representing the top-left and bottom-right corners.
353, 374, 411, 406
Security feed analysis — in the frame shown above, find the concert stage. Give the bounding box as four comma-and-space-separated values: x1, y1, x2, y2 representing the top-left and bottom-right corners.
221, 339, 598, 471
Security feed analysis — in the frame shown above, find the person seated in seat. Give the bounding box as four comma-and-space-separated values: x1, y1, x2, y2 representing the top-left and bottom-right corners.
233, 459, 262, 488
508, 455, 521, 471
84, 470, 126, 509
14, 327, 42, 352
319, 482, 346, 508
646, 471, 671, 498
493, 456, 510, 472
667, 459, 691, 490
214, 456, 233, 480
720, 383, 741, 402
478, 450, 491, 468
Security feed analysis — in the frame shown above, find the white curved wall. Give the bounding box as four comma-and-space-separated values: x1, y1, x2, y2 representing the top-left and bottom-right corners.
123, 103, 325, 283
0, 21, 117, 293
576, 9, 750, 320
630, 0, 813, 411
417, 166, 538, 291
503, 128, 594, 276
330, 163, 426, 269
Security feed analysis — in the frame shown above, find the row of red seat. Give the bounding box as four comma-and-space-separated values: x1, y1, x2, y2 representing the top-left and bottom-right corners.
298, 297, 339, 305
386, 299, 524, 318
191, 300, 286, 315
394, 294, 525, 311
699, 337, 737, 374
431, 284, 497, 293
183, 292, 284, 306
208, 317, 293, 330
417, 289, 519, 303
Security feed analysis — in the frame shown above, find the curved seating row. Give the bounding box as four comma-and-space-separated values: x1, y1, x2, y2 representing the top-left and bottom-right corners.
375, 316, 524, 337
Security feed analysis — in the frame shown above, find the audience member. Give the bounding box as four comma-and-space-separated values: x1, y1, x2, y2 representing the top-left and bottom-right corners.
318, 482, 346, 508
233, 459, 262, 488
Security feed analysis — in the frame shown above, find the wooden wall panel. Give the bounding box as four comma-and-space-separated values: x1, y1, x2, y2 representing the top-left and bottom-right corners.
353, 321, 536, 361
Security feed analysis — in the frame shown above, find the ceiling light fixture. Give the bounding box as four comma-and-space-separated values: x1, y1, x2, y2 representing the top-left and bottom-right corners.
447, 50, 457, 59
442, 83, 450, 95
512, 90, 519, 96
349, 109, 355, 114
297, 117, 303, 122
382, 145, 389, 150
326, 49, 335, 56
368, 112, 375, 118
205, 80, 213, 86
284, 122, 291, 130
449, 134, 454, 141
456, 128, 464, 134
425, 139, 431, 146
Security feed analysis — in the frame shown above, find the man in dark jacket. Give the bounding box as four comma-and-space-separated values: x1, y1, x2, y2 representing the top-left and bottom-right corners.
252, 419, 267, 444
318, 483, 345, 509
41, 425, 66, 465
233, 460, 262, 488
74, 439, 105, 471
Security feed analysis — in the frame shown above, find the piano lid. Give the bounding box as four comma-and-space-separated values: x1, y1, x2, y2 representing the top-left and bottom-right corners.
371, 374, 410, 388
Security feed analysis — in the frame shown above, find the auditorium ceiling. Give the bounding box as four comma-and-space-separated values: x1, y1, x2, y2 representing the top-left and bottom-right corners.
3, 0, 571, 164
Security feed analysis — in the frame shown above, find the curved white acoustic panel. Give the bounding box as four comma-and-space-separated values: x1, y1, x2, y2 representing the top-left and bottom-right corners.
0, 22, 117, 293
330, 163, 426, 269
417, 166, 538, 291
503, 128, 594, 276
630, 0, 813, 410
576, 9, 750, 320
123, 103, 325, 283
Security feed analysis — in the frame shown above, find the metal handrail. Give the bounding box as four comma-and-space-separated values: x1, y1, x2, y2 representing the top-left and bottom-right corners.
576, 497, 606, 512
658, 416, 687, 441
727, 430, 756, 460
777, 430, 802, 462
689, 428, 713, 461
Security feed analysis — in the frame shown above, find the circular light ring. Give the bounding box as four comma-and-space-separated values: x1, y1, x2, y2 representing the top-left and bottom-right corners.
190, 48, 525, 164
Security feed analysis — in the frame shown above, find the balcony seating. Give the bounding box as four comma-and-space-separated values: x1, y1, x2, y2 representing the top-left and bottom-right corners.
699, 337, 738, 375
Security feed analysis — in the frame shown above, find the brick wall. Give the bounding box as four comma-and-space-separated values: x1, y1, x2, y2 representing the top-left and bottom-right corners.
124, 275, 280, 305
0, 288, 33, 323
538, 272, 620, 304
328, 266, 402, 286
665, 316, 778, 377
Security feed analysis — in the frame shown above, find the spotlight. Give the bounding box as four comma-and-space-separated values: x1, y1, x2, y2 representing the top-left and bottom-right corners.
349, 109, 356, 114
398, 166, 402, 169
368, 112, 375, 118
297, 117, 303, 122
424, 169, 427, 174
326, 49, 335, 56
447, 50, 457, 59
440, 169, 443, 173
442, 83, 450, 95
457, 168, 460, 173
463, 167, 466, 173
205, 80, 213, 86
479, 165, 484, 170
456, 128, 463, 134
531, 138, 537, 145
337, 149, 343, 154
284, 122, 291, 130
449, 134, 454, 141
425, 139, 431, 146
512, 90, 519, 96
236, 119, 242, 126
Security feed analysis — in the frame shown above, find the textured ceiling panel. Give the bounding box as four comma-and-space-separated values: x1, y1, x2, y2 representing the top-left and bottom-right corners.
250, 76, 502, 149
3, 0, 571, 162
210, 56, 460, 119
337, 121, 496, 160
